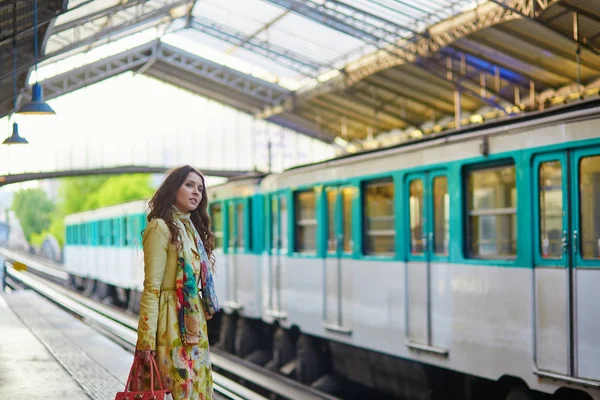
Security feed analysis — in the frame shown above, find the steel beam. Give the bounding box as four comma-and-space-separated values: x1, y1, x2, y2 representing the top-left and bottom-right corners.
489, 0, 600, 54
266, 0, 396, 45
156, 43, 290, 105
338, 89, 420, 127
189, 16, 326, 77
43, 0, 192, 61
362, 75, 455, 113
257, 0, 523, 119
225, 10, 290, 55
0, 165, 255, 186
1, 40, 290, 117
38, 42, 156, 104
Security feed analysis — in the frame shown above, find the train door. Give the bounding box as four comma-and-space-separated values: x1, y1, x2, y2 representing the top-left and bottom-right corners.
266, 193, 288, 319
225, 200, 244, 310
323, 186, 354, 334
533, 148, 600, 381
405, 171, 449, 354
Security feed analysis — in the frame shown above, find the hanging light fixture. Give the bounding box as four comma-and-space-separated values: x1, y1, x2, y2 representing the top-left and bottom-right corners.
5, 39, 29, 145
4, 123, 29, 145
18, 0, 55, 115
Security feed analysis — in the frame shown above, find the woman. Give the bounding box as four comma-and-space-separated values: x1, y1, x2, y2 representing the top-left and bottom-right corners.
136, 165, 219, 400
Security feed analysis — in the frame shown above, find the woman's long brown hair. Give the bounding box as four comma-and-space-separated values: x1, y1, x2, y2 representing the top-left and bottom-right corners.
147, 165, 216, 270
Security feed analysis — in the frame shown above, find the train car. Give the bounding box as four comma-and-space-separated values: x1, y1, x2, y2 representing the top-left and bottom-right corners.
63, 100, 600, 399
64, 200, 148, 308
206, 176, 267, 357
210, 100, 600, 400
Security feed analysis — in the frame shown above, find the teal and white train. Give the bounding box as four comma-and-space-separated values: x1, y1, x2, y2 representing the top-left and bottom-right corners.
65, 100, 600, 400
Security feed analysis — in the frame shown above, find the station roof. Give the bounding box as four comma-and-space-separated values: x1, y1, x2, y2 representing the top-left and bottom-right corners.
1, 0, 599, 151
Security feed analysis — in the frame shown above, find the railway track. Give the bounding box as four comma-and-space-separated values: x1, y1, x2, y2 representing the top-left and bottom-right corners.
1, 248, 341, 400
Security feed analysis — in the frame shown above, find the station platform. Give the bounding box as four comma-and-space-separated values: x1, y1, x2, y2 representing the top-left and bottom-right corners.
0, 289, 132, 400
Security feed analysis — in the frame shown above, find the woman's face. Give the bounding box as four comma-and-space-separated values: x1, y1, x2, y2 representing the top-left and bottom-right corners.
174, 172, 204, 212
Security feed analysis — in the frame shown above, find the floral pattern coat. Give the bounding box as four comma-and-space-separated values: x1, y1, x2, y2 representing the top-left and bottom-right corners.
136, 217, 214, 400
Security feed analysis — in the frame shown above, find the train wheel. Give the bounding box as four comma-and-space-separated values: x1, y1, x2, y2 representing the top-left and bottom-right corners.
234, 318, 258, 359
215, 313, 236, 354
265, 327, 294, 372
505, 386, 534, 400
83, 278, 96, 297
295, 335, 326, 385
127, 290, 142, 314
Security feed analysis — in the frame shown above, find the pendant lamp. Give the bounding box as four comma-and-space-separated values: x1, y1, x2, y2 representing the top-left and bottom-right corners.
4, 39, 29, 145
3, 123, 29, 145
18, 0, 55, 115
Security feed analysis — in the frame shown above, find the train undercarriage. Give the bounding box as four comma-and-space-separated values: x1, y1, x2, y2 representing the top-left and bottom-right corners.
68, 275, 594, 400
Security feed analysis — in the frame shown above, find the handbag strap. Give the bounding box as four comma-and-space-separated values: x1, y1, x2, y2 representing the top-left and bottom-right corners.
149, 356, 165, 390
123, 355, 141, 394
123, 355, 165, 394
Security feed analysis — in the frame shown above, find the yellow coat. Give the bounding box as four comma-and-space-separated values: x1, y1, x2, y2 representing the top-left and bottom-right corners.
136, 217, 214, 400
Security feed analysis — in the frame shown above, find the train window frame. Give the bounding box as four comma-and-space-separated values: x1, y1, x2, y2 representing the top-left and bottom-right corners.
294, 189, 318, 255
464, 161, 517, 260
362, 178, 395, 257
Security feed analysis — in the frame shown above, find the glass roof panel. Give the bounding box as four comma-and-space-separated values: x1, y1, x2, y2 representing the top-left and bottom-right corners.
192, 0, 285, 36
41, 0, 488, 91
258, 12, 371, 67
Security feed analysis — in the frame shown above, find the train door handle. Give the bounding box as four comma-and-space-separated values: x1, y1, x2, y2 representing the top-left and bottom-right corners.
561, 231, 568, 253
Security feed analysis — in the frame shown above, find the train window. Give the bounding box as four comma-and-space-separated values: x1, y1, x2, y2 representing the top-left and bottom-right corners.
327, 190, 336, 252
466, 164, 516, 258
363, 179, 395, 255
433, 177, 449, 255
98, 221, 104, 245
579, 155, 600, 259
539, 161, 563, 259
123, 218, 128, 247
237, 203, 245, 249
271, 197, 278, 250
83, 223, 89, 245
280, 197, 288, 251
92, 222, 98, 246
409, 180, 424, 254
228, 203, 235, 248
108, 219, 115, 246
131, 216, 139, 246
342, 188, 354, 253
210, 204, 223, 249
295, 190, 316, 253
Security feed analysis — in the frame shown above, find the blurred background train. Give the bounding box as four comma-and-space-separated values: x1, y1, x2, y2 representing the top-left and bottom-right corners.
64, 101, 600, 400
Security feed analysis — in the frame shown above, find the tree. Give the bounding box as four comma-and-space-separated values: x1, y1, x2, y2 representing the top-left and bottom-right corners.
83, 174, 155, 210
59, 175, 111, 215
12, 188, 55, 242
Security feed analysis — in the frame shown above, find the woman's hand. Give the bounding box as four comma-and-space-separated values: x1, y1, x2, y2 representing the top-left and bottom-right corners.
136, 350, 156, 362
204, 309, 213, 320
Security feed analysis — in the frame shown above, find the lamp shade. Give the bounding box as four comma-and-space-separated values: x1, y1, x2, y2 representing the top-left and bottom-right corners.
3, 122, 29, 144
17, 82, 55, 115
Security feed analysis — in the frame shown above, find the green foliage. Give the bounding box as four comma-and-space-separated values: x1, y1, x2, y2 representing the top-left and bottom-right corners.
58, 175, 111, 215
12, 188, 55, 242
82, 174, 155, 210
48, 217, 65, 248
30, 232, 47, 247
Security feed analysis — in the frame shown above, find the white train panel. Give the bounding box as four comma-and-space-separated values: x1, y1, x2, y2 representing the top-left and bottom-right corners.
576, 268, 600, 381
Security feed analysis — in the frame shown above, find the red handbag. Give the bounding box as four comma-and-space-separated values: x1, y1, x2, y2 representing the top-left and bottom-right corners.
115, 354, 169, 400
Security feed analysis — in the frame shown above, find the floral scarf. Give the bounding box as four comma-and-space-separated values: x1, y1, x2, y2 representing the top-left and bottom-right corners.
173, 208, 219, 346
